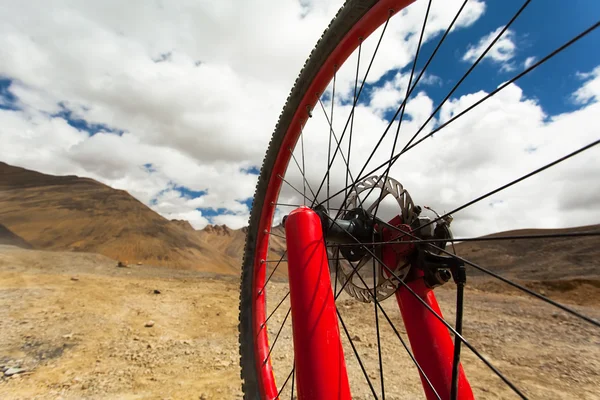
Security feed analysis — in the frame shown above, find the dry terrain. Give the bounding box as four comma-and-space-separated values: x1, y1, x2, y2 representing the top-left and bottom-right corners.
1, 245, 599, 400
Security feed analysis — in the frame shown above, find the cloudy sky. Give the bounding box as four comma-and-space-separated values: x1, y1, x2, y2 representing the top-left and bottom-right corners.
1, 0, 599, 236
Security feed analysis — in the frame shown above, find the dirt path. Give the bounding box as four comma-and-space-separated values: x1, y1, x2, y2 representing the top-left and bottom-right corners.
1, 245, 599, 399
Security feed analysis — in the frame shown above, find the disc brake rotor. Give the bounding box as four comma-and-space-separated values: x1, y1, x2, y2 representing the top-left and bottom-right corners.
328, 175, 418, 303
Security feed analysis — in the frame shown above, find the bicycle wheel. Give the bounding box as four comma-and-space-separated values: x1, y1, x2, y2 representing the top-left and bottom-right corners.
239, 0, 600, 398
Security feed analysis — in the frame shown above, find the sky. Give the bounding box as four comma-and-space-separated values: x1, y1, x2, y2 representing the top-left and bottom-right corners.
0, 0, 599, 236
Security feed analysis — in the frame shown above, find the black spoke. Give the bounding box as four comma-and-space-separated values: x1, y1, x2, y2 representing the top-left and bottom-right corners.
327, 69, 337, 211
315, 19, 599, 212
262, 291, 290, 330
346, 40, 362, 200
451, 265, 466, 400
324, 214, 529, 398
301, 120, 307, 205
277, 366, 295, 399
337, 308, 380, 399
402, 0, 532, 153
374, 216, 600, 328
334, 246, 340, 297
267, 231, 287, 240
327, 230, 600, 246
377, 300, 442, 400
372, 256, 385, 399
350, 0, 532, 224
311, 13, 393, 207
264, 307, 292, 364
259, 251, 287, 295
290, 361, 296, 400
399, 22, 600, 157
318, 98, 356, 186
290, 147, 316, 201
279, 174, 314, 204
334, 255, 380, 300
329, 0, 472, 222
391, 139, 600, 244
372, 0, 432, 225
340, 250, 441, 400
455, 250, 600, 328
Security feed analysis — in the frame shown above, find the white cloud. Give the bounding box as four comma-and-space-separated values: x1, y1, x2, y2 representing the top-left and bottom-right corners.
1, 0, 598, 240
573, 66, 600, 105
0, 0, 485, 229
463, 26, 516, 68
524, 56, 537, 69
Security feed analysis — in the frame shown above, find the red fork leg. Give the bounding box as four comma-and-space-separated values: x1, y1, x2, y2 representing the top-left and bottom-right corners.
285, 206, 351, 400
396, 278, 474, 400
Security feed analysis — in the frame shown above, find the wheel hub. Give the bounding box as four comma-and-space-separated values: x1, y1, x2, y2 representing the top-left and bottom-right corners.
327, 176, 419, 303
318, 175, 457, 303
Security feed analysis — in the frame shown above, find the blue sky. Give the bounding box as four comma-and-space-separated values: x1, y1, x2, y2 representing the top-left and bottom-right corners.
0, 0, 598, 232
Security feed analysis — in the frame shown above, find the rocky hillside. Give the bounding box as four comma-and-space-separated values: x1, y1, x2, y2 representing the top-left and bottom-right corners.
0, 162, 241, 273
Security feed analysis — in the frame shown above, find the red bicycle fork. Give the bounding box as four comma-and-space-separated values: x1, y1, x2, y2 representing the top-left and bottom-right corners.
284, 206, 473, 400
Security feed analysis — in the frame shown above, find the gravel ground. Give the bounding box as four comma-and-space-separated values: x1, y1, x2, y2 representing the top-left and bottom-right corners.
1, 245, 599, 399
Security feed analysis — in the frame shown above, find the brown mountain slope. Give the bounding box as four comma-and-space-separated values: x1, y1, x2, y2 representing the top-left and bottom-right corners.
0, 162, 238, 273
0, 223, 32, 249
454, 224, 600, 281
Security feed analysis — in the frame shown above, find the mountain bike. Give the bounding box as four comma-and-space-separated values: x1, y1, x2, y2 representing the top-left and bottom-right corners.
238, 0, 600, 398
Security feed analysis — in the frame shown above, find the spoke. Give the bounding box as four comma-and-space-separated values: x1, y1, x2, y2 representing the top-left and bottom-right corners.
264, 307, 292, 365
289, 147, 316, 201
318, 98, 356, 186
330, 0, 472, 222
259, 251, 287, 295
290, 361, 296, 400
392, 139, 600, 244
372, 257, 386, 399
400, 22, 600, 157
402, 0, 532, 153
374, 216, 600, 328
357, 0, 532, 222
301, 121, 307, 205
334, 255, 378, 300
273, 202, 303, 208
372, 0, 432, 225
340, 251, 441, 400
337, 308, 380, 399
377, 300, 442, 400
324, 214, 529, 398
262, 291, 290, 330
327, 69, 337, 211
346, 40, 362, 199
311, 13, 393, 207
279, 174, 314, 204
327, 230, 600, 246
316, 20, 599, 211
334, 248, 340, 297
455, 250, 600, 327
267, 231, 287, 240
276, 366, 295, 399
451, 266, 466, 400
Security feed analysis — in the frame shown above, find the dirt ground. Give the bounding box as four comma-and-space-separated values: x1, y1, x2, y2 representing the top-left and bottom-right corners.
1, 245, 599, 399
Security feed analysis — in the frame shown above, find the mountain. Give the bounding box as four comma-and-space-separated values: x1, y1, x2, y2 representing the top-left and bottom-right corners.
0, 162, 241, 273
454, 224, 600, 281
